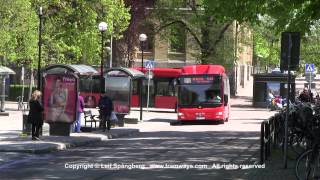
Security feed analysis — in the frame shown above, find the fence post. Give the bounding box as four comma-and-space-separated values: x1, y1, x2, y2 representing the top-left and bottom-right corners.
272, 116, 277, 148
260, 121, 265, 165
266, 121, 270, 159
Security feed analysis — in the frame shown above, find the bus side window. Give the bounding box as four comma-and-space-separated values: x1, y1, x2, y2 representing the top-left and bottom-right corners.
132, 80, 139, 95
156, 81, 175, 96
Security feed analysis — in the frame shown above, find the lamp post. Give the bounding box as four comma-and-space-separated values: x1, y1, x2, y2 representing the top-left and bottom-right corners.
98, 22, 108, 94
139, 33, 147, 121
37, 6, 43, 90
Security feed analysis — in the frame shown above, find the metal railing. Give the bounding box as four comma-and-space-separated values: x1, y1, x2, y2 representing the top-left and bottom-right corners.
260, 116, 276, 164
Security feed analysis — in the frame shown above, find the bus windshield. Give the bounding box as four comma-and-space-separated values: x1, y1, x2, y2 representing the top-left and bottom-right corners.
178, 75, 222, 107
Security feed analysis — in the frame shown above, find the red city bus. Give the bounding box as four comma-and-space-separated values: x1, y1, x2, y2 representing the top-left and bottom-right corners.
131, 68, 181, 109
79, 75, 101, 108
79, 67, 182, 109
177, 65, 230, 123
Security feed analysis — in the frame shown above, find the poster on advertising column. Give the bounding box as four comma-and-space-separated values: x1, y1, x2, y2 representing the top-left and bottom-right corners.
266, 82, 280, 96
43, 74, 77, 123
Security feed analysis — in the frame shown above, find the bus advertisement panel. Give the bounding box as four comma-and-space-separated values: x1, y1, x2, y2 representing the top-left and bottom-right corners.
105, 76, 131, 114
43, 74, 77, 123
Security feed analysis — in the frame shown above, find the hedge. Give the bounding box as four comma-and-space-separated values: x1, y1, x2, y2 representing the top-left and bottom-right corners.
8, 85, 36, 101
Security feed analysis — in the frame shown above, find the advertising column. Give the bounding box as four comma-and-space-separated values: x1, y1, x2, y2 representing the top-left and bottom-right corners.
43, 74, 78, 136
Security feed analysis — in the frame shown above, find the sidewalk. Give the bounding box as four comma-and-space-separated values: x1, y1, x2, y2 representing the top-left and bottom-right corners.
229, 81, 297, 179
240, 149, 296, 180
0, 102, 139, 154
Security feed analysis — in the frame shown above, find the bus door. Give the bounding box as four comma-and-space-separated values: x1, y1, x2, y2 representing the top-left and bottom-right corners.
223, 77, 230, 120
143, 78, 155, 107
154, 78, 177, 109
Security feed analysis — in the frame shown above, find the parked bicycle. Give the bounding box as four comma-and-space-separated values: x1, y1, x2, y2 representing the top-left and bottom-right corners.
16, 96, 26, 111
295, 126, 320, 180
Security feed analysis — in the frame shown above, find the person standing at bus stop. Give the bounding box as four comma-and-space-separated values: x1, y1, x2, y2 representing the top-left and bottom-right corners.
74, 93, 84, 133
28, 90, 44, 141
98, 92, 113, 132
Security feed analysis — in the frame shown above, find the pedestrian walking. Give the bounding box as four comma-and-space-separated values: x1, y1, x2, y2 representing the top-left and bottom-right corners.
74, 93, 84, 133
98, 92, 113, 132
28, 90, 44, 141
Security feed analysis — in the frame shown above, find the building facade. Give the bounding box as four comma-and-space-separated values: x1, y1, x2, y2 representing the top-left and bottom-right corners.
132, 20, 253, 96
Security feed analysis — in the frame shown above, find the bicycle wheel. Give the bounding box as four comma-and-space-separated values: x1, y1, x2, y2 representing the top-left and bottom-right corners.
296, 149, 320, 180
290, 135, 307, 156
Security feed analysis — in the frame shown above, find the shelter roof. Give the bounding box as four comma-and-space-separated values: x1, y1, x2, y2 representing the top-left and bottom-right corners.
0, 66, 15, 75
106, 67, 145, 79
44, 64, 98, 75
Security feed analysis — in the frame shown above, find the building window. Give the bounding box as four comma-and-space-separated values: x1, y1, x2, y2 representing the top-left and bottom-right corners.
169, 23, 186, 53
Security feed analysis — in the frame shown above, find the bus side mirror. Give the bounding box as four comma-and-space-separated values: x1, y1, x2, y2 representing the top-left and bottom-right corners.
224, 95, 228, 106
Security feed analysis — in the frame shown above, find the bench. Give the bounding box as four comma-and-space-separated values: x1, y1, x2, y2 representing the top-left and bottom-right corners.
84, 110, 100, 128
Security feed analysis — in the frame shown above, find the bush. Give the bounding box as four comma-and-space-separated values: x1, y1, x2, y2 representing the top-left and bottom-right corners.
8, 85, 36, 101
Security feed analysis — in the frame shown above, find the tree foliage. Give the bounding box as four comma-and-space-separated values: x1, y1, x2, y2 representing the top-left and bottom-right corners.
0, 0, 38, 66
0, 0, 130, 68
251, 16, 280, 69
150, 0, 262, 68
32, 0, 130, 66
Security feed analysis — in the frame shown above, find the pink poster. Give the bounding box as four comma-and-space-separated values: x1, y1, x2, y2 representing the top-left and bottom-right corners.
43, 74, 77, 123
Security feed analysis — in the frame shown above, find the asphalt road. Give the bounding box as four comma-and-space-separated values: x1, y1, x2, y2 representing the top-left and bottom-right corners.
0, 97, 276, 180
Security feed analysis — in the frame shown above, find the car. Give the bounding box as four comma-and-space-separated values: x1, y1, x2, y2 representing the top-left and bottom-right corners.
271, 68, 281, 74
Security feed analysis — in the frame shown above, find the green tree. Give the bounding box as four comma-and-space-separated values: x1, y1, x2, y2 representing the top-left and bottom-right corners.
251, 16, 280, 71
31, 0, 130, 66
300, 22, 320, 72
150, 0, 262, 68
0, 0, 38, 67
263, 0, 320, 34
0, 0, 130, 68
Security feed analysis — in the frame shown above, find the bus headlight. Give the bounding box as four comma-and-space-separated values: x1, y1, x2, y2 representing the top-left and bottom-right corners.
216, 112, 223, 115
178, 112, 185, 119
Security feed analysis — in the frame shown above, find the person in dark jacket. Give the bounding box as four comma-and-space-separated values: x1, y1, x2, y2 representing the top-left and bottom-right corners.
98, 93, 113, 132
299, 87, 313, 103
28, 90, 44, 140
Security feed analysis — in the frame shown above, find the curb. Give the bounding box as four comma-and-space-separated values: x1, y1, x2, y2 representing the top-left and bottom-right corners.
0, 129, 140, 154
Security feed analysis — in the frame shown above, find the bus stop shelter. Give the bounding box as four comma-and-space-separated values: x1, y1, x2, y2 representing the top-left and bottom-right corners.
105, 67, 145, 126
0, 66, 15, 114
42, 64, 97, 136
253, 73, 296, 108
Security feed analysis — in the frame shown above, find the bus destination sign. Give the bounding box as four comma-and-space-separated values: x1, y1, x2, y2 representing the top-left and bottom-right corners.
182, 76, 216, 84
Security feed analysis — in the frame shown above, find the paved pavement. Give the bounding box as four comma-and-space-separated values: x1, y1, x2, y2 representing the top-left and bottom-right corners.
0, 102, 139, 155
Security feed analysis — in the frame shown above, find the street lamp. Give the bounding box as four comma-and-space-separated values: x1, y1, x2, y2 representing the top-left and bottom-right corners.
139, 33, 147, 121
98, 22, 108, 93
37, 6, 43, 90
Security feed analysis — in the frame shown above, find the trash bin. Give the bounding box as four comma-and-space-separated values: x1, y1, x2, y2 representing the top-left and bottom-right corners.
22, 113, 31, 135
116, 114, 125, 127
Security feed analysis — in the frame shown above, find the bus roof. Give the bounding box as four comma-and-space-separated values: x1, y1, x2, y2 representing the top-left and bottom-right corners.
133, 68, 182, 78
181, 65, 225, 75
